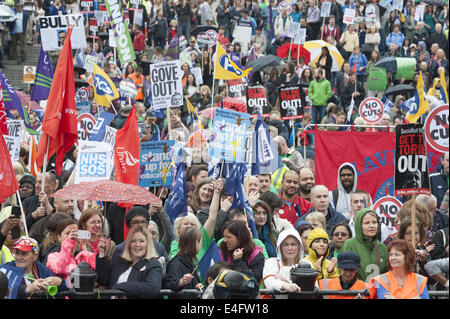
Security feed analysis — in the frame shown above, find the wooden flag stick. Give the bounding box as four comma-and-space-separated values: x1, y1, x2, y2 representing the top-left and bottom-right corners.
40, 135, 50, 206
15, 190, 28, 237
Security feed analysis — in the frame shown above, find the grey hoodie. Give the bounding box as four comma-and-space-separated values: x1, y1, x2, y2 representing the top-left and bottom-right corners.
329, 162, 358, 219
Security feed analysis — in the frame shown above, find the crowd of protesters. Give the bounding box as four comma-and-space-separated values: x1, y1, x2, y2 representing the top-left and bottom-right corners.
0, 0, 449, 300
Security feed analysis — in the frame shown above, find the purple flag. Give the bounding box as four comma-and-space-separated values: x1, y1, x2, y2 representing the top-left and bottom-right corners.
166, 35, 180, 60
31, 46, 54, 101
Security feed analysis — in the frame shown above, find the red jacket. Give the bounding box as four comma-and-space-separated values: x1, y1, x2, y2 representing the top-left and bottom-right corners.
279, 195, 314, 227
133, 30, 145, 52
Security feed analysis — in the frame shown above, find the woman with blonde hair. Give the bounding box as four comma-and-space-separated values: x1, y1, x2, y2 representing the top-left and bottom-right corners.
96, 227, 163, 298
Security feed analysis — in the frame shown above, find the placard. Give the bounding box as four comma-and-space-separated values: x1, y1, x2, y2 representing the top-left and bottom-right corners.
23, 66, 36, 84
246, 85, 270, 118
77, 113, 97, 143
3, 120, 23, 162
293, 28, 306, 45
119, 79, 137, 98
103, 125, 117, 152
392, 0, 403, 11
227, 79, 245, 98
320, 2, 331, 17
288, 21, 300, 39
359, 97, 384, 124
277, 1, 292, 14
424, 104, 449, 153
190, 67, 203, 85
84, 55, 98, 73
39, 14, 87, 51
149, 60, 183, 109
373, 196, 403, 237
138, 140, 175, 187
232, 25, 252, 44
209, 108, 250, 162
108, 29, 116, 48
343, 8, 355, 25
279, 85, 304, 120
394, 123, 431, 196
75, 141, 113, 183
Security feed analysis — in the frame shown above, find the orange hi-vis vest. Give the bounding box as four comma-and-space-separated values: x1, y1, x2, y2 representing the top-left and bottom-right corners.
369, 271, 428, 299
127, 73, 145, 101
318, 277, 368, 299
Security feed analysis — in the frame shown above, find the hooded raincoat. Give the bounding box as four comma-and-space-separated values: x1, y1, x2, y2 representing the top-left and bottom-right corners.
340, 209, 388, 282
329, 162, 358, 219
301, 228, 340, 280
261, 228, 304, 296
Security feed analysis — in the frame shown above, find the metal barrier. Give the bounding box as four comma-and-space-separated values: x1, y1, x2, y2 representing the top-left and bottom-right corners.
27, 288, 449, 299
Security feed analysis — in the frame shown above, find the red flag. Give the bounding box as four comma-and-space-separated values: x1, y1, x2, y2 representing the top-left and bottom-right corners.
352, 62, 357, 74
114, 105, 140, 240
36, 27, 78, 176
0, 135, 19, 203
0, 82, 7, 135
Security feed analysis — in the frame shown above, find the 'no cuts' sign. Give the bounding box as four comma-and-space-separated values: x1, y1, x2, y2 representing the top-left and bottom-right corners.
373, 196, 403, 237
77, 113, 97, 143
359, 97, 384, 124
424, 104, 449, 153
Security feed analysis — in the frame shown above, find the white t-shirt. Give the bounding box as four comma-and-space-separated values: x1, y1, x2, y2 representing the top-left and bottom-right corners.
116, 267, 132, 284
15, 12, 23, 33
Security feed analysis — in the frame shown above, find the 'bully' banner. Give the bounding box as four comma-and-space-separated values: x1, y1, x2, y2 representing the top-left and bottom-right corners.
209, 108, 250, 163
139, 140, 175, 187
246, 85, 270, 118
394, 123, 431, 196
279, 85, 305, 120
149, 60, 183, 109
227, 79, 245, 98
39, 15, 87, 51
314, 129, 440, 204
75, 141, 113, 183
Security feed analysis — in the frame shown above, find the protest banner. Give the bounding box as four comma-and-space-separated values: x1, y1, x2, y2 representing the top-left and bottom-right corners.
23, 66, 35, 84
424, 104, 449, 153
343, 8, 355, 25
119, 79, 137, 99
394, 123, 431, 196
105, 0, 136, 65
84, 55, 98, 73
373, 196, 403, 237
89, 111, 116, 142
76, 100, 91, 115
320, 2, 331, 17
103, 125, 117, 152
209, 108, 250, 163
232, 25, 252, 45
227, 79, 245, 98
77, 113, 97, 143
392, 0, 403, 11
80, 0, 94, 13
139, 140, 175, 187
2, 135, 18, 163
129, 0, 143, 10
359, 97, 384, 124
293, 28, 306, 45
279, 85, 304, 120
205, 30, 218, 46
39, 14, 87, 51
288, 22, 300, 39
75, 141, 113, 183
190, 67, 203, 85
277, 1, 292, 14
88, 17, 99, 39
108, 29, 116, 48
3, 120, 23, 162
150, 60, 183, 109
246, 85, 270, 118
197, 33, 211, 46
415, 5, 425, 21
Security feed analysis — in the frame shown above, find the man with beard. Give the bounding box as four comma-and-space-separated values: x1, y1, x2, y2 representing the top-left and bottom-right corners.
329, 163, 358, 218
278, 170, 314, 227
298, 167, 315, 201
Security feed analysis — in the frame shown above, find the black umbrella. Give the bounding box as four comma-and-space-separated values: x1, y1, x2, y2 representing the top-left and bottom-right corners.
385, 84, 416, 96
74, 64, 87, 75
75, 78, 89, 89
190, 25, 219, 38
248, 55, 283, 72
374, 57, 397, 74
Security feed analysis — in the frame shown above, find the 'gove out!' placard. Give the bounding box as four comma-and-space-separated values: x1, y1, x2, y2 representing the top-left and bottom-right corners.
150, 60, 183, 109
394, 123, 430, 196
139, 140, 175, 187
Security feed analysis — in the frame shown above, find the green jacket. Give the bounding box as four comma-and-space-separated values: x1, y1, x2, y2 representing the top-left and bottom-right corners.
340, 209, 388, 282
308, 78, 332, 106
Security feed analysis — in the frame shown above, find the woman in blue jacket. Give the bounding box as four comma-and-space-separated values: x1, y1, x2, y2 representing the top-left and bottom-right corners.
348, 45, 368, 84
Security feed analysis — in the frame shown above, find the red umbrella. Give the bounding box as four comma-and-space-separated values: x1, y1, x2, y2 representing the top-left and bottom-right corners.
16, 90, 42, 111
277, 43, 310, 64
222, 97, 247, 113
51, 180, 160, 205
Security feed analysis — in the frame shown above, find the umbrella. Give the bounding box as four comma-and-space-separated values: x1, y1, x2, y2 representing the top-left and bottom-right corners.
51, 180, 160, 205
276, 43, 311, 64
16, 90, 41, 111
373, 57, 397, 74
75, 78, 89, 89
303, 40, 344, 72
385, 84, 416, 96
0, 5, 16, 22
190, 25, 219, 38
248, 54, 283, 72
74, 64, 87, 75
200, 107, 214, 119
222, 97, 247, 113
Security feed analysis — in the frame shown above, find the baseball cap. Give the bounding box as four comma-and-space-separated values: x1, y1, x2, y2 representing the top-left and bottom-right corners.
12, 237, 39, 254
337, 251, 360, 270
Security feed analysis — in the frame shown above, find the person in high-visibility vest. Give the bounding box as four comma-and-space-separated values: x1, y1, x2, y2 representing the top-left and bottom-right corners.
318, 251, 367, 299
369, 239, 430, 299
127, 66, 145, 102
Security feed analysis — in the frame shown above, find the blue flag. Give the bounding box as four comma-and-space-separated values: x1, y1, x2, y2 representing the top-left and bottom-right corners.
197, 241, 222, 281
167, 153, 187, 222
381, 95, 394, 112
0, 71, 37, 134
251, 112, 282, 175
89, 111, 116, 142
31, 46, 54, 101
399, 95, 418, 113
0, 263, 24, 299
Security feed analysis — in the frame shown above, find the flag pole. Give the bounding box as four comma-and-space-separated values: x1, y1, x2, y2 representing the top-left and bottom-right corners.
15, 190, 29, 237
40, 135, 50, 204
211, 42, 218, 110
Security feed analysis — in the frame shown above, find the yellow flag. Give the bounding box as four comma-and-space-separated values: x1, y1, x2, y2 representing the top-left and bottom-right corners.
407, 72, 429, 123
93, 64, 120, 107
214, 44, 252, 80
